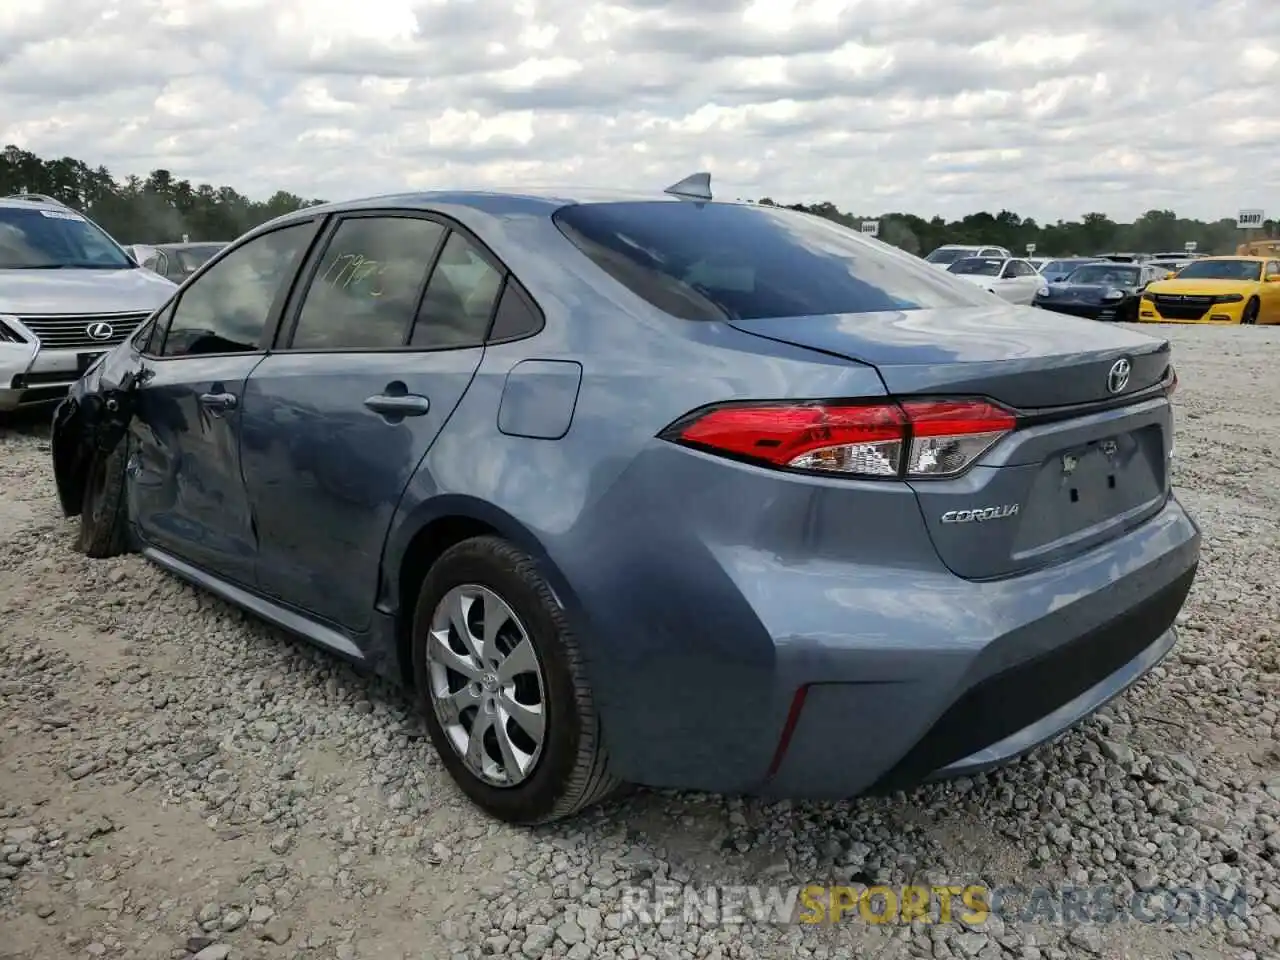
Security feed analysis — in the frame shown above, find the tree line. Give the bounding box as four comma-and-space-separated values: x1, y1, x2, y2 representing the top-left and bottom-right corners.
0, 145, 325, 246
2, 144, 1272, 256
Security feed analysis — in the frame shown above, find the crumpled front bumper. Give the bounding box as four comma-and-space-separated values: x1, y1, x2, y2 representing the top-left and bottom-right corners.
0, 340, 40, 412
50, 364, 137, 518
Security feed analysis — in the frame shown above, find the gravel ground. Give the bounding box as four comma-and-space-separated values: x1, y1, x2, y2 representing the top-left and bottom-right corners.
2, 323, 1279, 960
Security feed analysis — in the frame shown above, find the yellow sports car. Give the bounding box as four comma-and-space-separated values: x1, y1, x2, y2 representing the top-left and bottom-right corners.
1138, 255, 1280, 325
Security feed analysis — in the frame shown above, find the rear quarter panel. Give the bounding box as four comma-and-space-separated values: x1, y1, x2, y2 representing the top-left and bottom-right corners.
378, 213, 893, 780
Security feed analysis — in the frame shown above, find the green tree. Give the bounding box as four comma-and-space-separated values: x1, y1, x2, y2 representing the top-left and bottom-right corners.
0, 144, 325, 243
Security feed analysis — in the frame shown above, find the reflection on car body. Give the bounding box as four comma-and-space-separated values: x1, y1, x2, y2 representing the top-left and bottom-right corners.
51, 177, 1199, 826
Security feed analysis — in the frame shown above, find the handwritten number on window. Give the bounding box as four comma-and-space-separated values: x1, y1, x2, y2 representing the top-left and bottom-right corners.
322, 253, 386, 298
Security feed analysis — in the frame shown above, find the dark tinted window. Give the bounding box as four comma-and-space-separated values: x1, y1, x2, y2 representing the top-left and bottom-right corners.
924, 247, 974, 265
410, 232, 503, 348
174, 245, 223, 274
488, 277, 543, 340
1065, 265, 1141, 285
290, 217, 445, 350
1175, 259, 1262, 281
161, 223, 311, 357
555, 202, 985, 321
949, 258, 1004, 277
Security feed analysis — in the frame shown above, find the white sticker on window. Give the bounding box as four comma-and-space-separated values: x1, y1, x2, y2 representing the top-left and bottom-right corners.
39, 209, 85, 221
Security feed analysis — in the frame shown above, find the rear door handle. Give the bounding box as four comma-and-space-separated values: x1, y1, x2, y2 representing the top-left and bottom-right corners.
363, 394, 430, 417
198, 391, 238, 411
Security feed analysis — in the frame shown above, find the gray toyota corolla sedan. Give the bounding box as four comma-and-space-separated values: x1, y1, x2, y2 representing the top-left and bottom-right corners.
50, 175, 1200, 824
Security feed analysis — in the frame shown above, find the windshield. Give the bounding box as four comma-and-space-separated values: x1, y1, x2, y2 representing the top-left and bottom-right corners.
175, 245, 224, 272
0, 205, 134, 269
1174, 259, 1262, 282
1065, 265, 1141, 285
947, 258, 1003, 277
1044, 259, 1095, 276
552, 202, 988, 321
924, 247, 975, 265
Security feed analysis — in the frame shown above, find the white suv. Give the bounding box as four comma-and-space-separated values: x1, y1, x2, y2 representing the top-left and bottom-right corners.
0, 194, 176, 411
924, 244, 1013, 268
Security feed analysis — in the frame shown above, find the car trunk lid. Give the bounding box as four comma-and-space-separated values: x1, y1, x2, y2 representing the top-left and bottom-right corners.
727, 305, 1175, 579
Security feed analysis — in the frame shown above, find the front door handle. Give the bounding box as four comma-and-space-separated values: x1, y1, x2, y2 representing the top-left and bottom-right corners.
363, 394, 430, 417
198, 391, 238, 411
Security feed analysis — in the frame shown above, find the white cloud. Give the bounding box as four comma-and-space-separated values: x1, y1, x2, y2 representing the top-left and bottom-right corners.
1, 0, 1277, 221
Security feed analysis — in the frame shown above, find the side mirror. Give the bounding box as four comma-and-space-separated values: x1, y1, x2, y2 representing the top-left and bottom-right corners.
1165, 272, 1176, 279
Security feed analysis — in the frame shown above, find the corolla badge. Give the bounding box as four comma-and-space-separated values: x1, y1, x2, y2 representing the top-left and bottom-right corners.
1107, 358, 1131, 394
85, 322, 115, 341
940, 504, 1020, 523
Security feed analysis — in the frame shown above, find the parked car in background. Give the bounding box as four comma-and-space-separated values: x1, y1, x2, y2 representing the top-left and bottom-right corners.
140, 242, 229, 284
1027, 257, 1050, 273
123, 243, 156, 265
923, 243, 1012, 268
1138, 256, 1280, 325
1236, 240, 1280, 257
1033, 262, 1164, 322
945, 256, 1042, 304
1150, 251, 1206, 261
1039, 258, 1104, 283
1148, 258, 1191, 279
0, 194, 176, 411
50, 179, 1197, 825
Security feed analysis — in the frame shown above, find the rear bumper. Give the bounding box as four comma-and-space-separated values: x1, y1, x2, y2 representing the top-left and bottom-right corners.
760, 507, 1197, 799
568, 468, 1200, 797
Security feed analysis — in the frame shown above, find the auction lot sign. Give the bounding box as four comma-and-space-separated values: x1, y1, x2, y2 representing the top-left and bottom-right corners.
1237, 209, 1264, 229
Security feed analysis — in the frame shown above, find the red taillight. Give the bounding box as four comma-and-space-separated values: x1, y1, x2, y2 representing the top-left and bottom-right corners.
663, 398, 1016, 479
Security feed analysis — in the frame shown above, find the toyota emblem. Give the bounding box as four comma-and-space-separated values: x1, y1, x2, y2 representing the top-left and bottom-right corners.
1107, 358, 1131, 394
85, 321, 115, 341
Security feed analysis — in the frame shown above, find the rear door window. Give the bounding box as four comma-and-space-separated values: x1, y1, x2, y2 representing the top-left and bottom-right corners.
287, 216, 446, 350
554, 202, 987, 321
409, 232, 504, 348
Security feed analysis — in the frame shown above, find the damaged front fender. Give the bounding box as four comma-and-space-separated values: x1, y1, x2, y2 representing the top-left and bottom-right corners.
51, 360, 147, 518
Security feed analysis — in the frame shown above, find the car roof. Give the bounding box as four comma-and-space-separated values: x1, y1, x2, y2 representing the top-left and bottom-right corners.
1198, 255, 1267, 262
253, 187, 753, 236
0, 193, 77, 213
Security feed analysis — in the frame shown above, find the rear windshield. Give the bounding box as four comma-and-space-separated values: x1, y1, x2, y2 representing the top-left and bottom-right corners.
175, 245, 223, 272
552, 202, 985, 321
948, 258, 1004, 277
924, 247, 975, 264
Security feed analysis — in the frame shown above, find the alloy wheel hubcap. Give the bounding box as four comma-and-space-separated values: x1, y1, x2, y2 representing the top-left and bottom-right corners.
425, 584, 547, 788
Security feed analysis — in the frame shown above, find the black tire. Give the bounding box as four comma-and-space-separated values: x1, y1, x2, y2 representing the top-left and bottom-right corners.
410, 535, 622, 824
75, 437, 131, 558
1242, 298, 1259, 325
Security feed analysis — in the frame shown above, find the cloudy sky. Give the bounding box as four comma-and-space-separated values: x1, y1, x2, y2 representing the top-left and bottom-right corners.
2, 0, 1277, 222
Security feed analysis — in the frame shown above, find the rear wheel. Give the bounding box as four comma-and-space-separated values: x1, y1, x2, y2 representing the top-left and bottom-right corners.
410, 536, 622, 824
1242, 298, 1260, 325
75, 437, 131, 558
